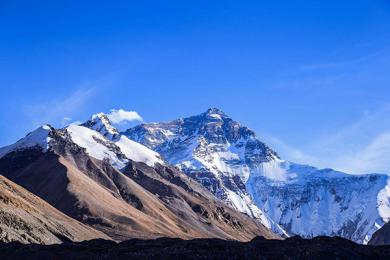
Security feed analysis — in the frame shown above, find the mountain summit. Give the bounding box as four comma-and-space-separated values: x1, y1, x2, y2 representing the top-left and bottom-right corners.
2, 108, 390, 244
0, 113, 278, 243
124, 108, 287, 235
125, 108, 390, 243
81, 113, 120, 139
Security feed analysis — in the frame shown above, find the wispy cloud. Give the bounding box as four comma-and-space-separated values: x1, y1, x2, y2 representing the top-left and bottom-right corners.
316, 104, 390, 150
336, 132, 390, 174
319, 104, 390, 174
299, 52, 381, 72
266, 104, 390, 174
299, 47, 390, 72
263, 135, 320, 166
273, 74, 345, 91
24, 86, 95, 128
61, 117, 73, 126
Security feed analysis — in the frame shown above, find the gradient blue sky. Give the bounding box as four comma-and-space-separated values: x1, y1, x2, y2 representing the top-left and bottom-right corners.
1, 1, 390, 174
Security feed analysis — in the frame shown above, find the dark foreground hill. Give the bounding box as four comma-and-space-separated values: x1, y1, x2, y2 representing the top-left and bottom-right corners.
1, 236, 390, 260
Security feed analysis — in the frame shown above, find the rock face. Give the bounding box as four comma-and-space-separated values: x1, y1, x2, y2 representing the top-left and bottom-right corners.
0, 122, 278, 242
124, 108, 286, 235
0, 175, 109, 244
81, 113, 120, 140
125, 108, 390, 243
2, 236, 390, 260
369, 222, 390, 245
247, 163, 390, 244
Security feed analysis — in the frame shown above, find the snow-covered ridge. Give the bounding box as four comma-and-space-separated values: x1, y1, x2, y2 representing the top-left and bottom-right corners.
125, 108, 390, 243
3, 108, 390, 243
247, 160, 390, 244
81, 112, 120, 139
124, 108, 286, 235
115, 135, 164, 168
0, 125, 53, 158
66, 124, 128, 169
0, 120, 164, 169
78, 112, 164, 167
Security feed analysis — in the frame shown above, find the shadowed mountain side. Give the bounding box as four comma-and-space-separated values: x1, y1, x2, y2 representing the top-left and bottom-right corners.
122, 161, 276, 241
369, 222, 390, 245
0, 175, 109, 244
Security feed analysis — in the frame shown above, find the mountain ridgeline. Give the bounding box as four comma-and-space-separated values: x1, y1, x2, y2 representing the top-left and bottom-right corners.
124, 108, 390, 244
0, 108, 390, 246
0, 115, 278, 244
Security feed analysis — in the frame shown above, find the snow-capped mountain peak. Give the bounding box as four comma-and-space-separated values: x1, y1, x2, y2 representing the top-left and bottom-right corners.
124, 108, 286, 235
203, 107, 227, 120
0, 124, 53, 158
78, 113, 164, 167
125, 108, 390, 243
0, 116, 164, 169
3, 108, 390, 244
66, 124, 129, 169
81, 112, 120, 140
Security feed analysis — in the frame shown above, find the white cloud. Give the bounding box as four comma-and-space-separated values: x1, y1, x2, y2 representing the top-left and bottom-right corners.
107, 109, 143, 124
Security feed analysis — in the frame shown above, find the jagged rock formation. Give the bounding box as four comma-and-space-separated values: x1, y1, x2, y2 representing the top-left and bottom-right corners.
125, 108, 390, 243
124, 108, 286, 235
0, 123, 278, 242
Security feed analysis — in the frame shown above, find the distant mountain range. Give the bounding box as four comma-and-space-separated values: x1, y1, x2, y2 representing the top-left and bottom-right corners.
0, 108, 389, 245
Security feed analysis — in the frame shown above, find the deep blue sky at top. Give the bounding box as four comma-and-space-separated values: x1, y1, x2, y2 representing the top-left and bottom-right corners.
1, 1, 390, 173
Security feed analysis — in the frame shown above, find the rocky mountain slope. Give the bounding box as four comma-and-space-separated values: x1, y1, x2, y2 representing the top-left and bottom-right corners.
0, 175, 109, 244
0, 122, 278, 242
124, 108, 390, 243
124, 108, 286, 235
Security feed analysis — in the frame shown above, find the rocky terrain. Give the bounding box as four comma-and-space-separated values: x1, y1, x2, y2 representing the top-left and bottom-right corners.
0, 175, 108, 244
369, 222, 390, 245
0, 122, 278, 243
125, 108, 390, 243
124, 108, 286, 235
2, 107, 390, 251
1, 236, 390, 260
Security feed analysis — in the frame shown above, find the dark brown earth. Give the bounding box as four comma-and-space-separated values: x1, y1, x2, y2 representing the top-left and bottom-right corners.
1, 236, 390, 260
0, 175, 109, 244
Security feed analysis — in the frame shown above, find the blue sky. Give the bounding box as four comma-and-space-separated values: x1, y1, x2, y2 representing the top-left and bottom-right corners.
1, 1, 390, 174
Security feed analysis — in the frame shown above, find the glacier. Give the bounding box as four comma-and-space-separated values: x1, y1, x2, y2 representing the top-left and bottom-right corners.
124, 108, 390, 243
